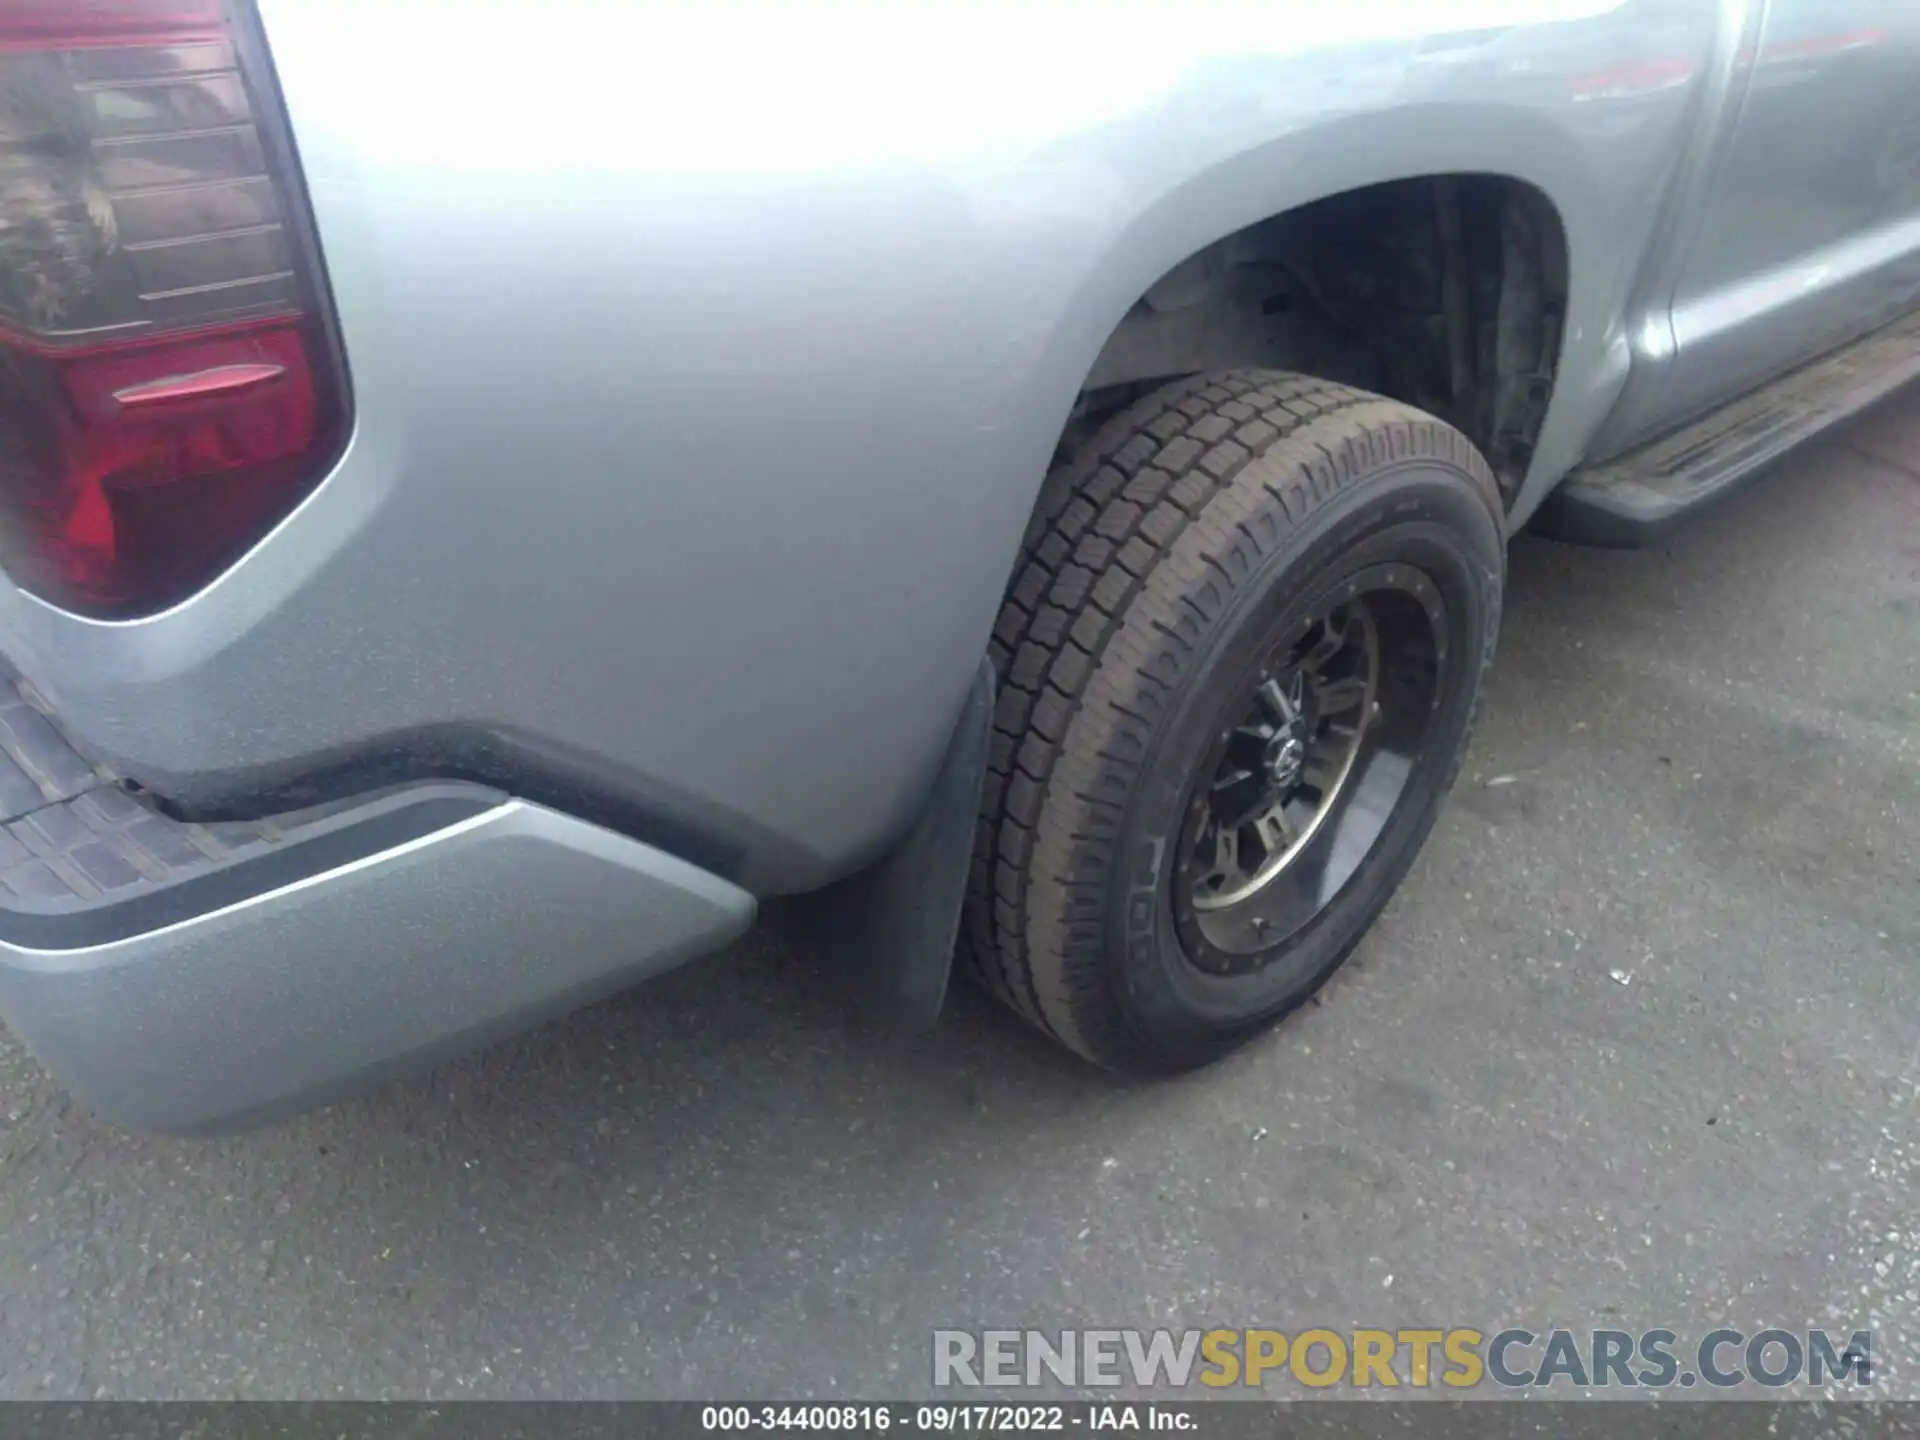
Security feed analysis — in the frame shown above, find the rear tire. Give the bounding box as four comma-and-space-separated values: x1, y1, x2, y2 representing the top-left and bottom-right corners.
965, 370, 1504, 1073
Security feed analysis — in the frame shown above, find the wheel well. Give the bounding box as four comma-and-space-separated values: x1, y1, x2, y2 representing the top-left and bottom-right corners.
1067, 175, 1569, 507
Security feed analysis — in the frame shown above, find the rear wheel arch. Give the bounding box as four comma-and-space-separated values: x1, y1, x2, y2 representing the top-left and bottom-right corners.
1047, 171, 1573, 517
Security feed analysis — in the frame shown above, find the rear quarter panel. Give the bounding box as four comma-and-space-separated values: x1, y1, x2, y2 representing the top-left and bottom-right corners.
0, 0, 1714, 891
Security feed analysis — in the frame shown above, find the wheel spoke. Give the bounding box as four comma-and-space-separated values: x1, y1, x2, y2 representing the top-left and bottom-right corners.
1302, 612, 1350, 669
1255, 676, 1299, 725
1300, 748, 1344, 795
1228, 723, 1272, 757
1254, 806, 1294, 859
1199, 822, 1242, 891
1210, 765, 1269, 822
1311, 674, 1369, 715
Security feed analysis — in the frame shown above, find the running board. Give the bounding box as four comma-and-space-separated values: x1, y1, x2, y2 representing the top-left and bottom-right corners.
1533, 309, 1920, 547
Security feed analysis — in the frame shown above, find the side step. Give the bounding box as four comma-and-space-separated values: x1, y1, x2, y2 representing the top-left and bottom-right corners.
1533, 308, 1920, 547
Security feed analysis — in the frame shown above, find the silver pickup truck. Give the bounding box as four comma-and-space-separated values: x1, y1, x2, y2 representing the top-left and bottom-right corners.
0, 0, 1914, 1130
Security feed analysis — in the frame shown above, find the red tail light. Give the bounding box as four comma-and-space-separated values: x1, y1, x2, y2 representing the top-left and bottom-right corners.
0, 0, 344, 618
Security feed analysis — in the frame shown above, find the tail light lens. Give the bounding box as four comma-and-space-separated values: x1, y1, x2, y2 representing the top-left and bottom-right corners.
0, 0, 344, 618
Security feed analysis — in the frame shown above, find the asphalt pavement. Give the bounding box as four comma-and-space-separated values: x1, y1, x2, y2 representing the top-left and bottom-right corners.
1, 396, 1916, 1401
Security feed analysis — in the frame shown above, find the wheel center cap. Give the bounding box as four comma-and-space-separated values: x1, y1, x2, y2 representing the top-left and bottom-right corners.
1264, 731, 1306, 789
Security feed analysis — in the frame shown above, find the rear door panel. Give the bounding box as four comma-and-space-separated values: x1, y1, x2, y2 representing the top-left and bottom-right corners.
1657, 0, 1920, 431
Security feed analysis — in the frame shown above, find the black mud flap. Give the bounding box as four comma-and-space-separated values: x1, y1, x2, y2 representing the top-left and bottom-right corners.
784, 657, 993, 1027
